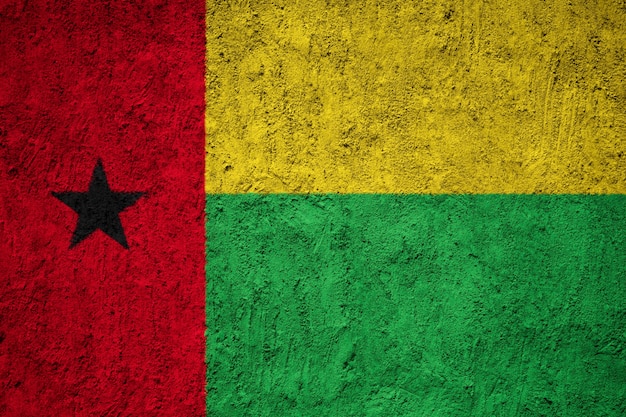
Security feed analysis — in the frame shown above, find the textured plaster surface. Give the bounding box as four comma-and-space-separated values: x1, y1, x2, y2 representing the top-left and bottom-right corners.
204, 2, 626, 416
206, 0, 626, 194
206, 194, 626, 416
0, 1, 206, 415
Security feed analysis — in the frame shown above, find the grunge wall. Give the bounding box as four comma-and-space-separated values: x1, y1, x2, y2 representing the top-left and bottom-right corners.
205, 1, 626, 416
205, 0, 626, 194
1, 1, 205, 415
1, 0, 625, 416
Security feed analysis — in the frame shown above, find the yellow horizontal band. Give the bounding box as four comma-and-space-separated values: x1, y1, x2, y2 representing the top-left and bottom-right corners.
205, 0, 626, 194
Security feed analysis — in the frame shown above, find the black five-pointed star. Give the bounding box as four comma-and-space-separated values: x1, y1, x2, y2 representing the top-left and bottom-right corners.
52, 160, 144, 249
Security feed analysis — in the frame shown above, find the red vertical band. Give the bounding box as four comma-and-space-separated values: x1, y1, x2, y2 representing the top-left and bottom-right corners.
0, 1, 205, 415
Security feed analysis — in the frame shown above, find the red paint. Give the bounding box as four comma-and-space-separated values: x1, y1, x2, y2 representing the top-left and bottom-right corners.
0, 1, 205, 415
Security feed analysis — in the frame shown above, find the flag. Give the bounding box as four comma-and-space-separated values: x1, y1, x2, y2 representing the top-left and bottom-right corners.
1, 0, 625, 416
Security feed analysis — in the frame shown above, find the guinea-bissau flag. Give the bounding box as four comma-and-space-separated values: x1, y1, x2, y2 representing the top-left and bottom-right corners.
1, 0, 625, 416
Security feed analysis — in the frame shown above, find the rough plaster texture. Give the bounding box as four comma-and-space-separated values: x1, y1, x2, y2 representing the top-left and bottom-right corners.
204, 1, 626, 416
206, 194, 626, 416
0, 1, 206, 415
205, 0, 626, 194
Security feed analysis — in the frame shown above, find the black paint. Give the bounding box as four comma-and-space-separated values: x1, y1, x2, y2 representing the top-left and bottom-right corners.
53, 160, 144, 249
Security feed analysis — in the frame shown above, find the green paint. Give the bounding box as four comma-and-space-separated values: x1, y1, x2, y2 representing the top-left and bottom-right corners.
206, 194, 626, 416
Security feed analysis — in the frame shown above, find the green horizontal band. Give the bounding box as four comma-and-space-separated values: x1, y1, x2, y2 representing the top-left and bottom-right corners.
206, 194, 626, 416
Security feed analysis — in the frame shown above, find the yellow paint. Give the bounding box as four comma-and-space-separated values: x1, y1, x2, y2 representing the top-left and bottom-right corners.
205, 0, 626, 194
